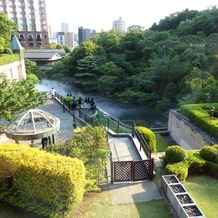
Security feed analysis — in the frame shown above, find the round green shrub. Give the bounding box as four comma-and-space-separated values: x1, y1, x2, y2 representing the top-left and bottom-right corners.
214, 156, 218, 164
165, 145, 187, 163
200, 146, 217, 162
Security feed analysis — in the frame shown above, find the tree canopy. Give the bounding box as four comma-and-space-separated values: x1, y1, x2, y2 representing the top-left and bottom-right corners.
0, 12, 17, 53
0, 73, 46, 121
48, 6, 218, 112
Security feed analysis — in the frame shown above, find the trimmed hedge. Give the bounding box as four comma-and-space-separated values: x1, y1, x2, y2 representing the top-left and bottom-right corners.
0, 144, 86, 218
164, 145, 218, 181
180, 103, 218, 139
0, 54, 20, 66
136, 126, 157, 153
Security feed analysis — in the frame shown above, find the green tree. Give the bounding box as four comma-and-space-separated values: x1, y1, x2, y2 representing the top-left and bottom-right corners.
206, 33, 218, 54
179, 67, 217, 104
25, 59, 41, 77
96, 30, 121, 55
0, 73, 46, 121
0, 12, 17, 51
48, 126, 109, 190
74, 55, 107, 91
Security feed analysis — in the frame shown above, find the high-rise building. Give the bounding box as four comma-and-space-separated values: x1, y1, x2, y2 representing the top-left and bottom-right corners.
113, 17, 125, 32
65, 32, 74, 49
56, 32, 65, 46
0, 0, 49, 49
61, 22, 69, 32
78, 27, 97, 45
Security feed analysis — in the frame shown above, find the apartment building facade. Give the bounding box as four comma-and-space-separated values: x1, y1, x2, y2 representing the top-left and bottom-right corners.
0, 0, 49, 49
113, 16, 125, 32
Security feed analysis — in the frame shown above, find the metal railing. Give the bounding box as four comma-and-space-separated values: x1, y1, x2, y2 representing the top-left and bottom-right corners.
54, 91, 151, 157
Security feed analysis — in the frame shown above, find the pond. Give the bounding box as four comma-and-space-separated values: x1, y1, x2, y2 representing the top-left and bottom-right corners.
36, 79, 168, 128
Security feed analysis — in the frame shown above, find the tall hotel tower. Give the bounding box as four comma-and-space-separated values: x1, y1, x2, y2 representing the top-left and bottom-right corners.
0, 0, 49, 49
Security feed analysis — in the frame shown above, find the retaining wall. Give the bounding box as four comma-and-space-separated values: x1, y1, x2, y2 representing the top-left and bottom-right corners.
168, 109, 217, 150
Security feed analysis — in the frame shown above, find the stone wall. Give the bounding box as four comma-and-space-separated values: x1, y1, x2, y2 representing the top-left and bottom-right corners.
168, 109, 217, 150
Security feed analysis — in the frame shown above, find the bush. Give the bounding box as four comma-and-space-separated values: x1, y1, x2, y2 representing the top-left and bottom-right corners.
200, 146, 218, 162
0, 54, 19, 65
47, 126, 109, 191
136, 126, 157, 153
180, 103, 218, 139
0, 143, 86, 217
214, 156, 218, 164
165, 162, 189, 181
164, 145, 187, 163
4, 47, 13, 54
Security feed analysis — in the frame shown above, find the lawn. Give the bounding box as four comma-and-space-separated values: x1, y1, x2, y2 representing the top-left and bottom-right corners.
156, 133, 169, 152
0, 182, 173, 218
71, 183, 173, 218
183, 174, 218, 218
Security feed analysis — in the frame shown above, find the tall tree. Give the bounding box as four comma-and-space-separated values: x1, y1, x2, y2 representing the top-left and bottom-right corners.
96, 30, 121, 55
0, 12, 17, 51
0, 73, 45, 121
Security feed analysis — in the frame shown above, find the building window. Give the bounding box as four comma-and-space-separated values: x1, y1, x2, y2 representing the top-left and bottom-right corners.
37, 43, 42, 48
27, 25, 33, 31
44, 34, 47, 39
36, 34, 41, 39
29, 42, 34, 47
19, 34, 24, 40
28, 34, 33, 40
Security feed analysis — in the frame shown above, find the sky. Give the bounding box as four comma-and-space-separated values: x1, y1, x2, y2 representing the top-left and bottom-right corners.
45, 0, 218, 33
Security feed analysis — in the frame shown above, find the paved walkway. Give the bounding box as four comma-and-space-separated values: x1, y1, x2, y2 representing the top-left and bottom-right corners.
107, 134, 163, 204
0, 99, 75, 148
0, 99, 165, 205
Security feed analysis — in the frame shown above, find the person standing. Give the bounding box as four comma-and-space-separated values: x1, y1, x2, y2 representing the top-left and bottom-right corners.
41, 137, 48, 150
84, 97, 88, 108
51, 88, 55, 99
77, 96, 83, 108
72, 96, 77, 109
90, 98, 96, 111
87, 97, 91, 109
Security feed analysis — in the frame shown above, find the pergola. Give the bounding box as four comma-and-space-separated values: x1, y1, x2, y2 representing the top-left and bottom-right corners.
4, 109, 60, 145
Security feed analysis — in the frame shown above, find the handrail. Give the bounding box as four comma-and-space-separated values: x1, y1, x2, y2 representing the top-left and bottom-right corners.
54, 91, 151, 157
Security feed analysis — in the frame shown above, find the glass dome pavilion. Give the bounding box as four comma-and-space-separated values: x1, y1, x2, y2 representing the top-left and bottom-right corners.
4, 109, 60, 142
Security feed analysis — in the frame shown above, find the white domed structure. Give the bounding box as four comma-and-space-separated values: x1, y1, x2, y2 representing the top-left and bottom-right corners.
4, 109, 60, 142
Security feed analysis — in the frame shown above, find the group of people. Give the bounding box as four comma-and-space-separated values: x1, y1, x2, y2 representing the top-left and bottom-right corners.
41, 136, 51, 150
48, 89, 97, 111
66, 95, 96, 111
71, 96, 83, 109
84, 97, 96, 110
45, 88, 56, 99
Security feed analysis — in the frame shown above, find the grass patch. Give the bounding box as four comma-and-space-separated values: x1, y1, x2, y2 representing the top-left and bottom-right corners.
71, 182, 173, 218
156, 134, 169, 152
183, 174, 218, 218
0, 174, 173, 218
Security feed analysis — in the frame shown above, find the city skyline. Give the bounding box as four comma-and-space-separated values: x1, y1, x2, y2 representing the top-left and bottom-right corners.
46, 0, 218, 33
